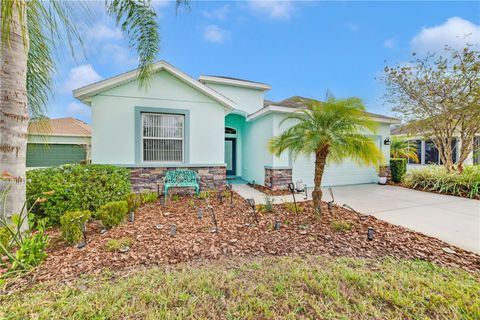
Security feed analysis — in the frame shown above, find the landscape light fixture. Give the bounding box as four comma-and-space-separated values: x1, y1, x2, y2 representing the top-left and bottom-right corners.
274, 220, 281, 231
170, 224, 177, 237
368, 227, 375, 241
197, 208, 203, 220
288, 183, 298, 214
246, 198, 259, 224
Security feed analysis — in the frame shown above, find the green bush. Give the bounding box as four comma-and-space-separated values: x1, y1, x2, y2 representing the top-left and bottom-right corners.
0, 227, 11, 249
405, 165, 480, 199
59, 210, 92, 245
125, 193, 141, 213
390, 158, 407, 183
105, 237, 132, 252
97, 201, 128, 229
27, 164, 131, 225
330, 220, 352, 232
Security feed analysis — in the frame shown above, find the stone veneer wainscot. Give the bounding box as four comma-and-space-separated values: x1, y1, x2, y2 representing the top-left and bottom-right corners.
129, 166, 226, 192
264, 166, 293, 190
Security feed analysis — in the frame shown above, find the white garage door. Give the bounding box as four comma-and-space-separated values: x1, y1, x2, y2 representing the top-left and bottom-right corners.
292, 136, 381, 187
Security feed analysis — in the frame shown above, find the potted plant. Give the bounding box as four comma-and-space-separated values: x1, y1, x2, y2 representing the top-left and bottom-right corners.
378, 166, 388, 185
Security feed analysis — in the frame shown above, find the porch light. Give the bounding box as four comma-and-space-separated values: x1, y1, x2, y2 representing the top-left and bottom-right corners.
384, 138, 391, 145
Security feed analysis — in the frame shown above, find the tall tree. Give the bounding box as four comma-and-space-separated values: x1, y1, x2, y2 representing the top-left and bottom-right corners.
1, 0, 187, 222
269, 96, 384, 217
384, 46, 480, 172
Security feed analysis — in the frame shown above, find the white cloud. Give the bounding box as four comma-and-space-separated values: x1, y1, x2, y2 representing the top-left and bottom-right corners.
203, 4, 229, 20
203, 25, 230, 43
384, 38, 397, 49
64, 65, 102, 92
411, 17, 480, 54
346, 23, 359, 32
249, 0, 293, 20
88, 24, 122, 41
67, 102, 91, 117
101, 44, 138, 67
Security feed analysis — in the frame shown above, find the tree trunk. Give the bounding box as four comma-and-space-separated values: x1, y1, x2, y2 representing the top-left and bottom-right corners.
0, 2, 29, 225
312, 146, 329, 218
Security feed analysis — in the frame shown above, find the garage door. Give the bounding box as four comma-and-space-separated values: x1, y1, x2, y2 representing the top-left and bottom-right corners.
292, 136, 381, 187
26, 144, 86, 167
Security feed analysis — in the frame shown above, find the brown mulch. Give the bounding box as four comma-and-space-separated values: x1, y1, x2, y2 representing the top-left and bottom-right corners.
249, 184, 302, 196
15, 192, 480, 286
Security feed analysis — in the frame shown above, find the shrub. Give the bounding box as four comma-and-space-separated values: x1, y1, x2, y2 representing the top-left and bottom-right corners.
97, 201, 128, 229
405, 165, 480, 199
285, 202, 304, 214
390, 158, 407, 183
125, 193, 141, 213
0, 227, 11, 250
59, 210, 92, 245
264, 196, 274, 212
105, 237, 132, 252
330, 220, 352, 232
140, 191, 158, 204
27, 164, 131, 225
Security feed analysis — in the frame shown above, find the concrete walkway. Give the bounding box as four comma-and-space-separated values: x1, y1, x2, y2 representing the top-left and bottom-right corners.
233, 183, 480, 254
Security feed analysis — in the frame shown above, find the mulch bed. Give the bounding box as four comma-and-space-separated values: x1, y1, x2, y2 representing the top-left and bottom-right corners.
249, 184, 302, 196
13, 191, 480, 287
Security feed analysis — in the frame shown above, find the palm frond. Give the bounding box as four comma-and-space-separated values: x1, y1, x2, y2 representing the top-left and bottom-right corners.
107, 0, 160, 87
390, 137, 419, 163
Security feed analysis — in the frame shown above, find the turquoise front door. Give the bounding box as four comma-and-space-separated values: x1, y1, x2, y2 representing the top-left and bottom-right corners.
224, 138, 236, 176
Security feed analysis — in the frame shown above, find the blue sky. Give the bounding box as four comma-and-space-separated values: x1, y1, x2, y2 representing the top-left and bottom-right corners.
51, 1, 480, 123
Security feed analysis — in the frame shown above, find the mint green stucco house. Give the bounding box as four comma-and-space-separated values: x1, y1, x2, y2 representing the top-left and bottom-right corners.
73, 61, 399, 191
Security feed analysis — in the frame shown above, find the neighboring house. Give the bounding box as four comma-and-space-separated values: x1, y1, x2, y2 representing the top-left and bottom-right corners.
27, 117, 91, 168
73, 61, 399, 191
391, 126, 480, 167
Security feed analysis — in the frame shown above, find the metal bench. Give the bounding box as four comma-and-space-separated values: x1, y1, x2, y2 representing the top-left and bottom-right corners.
164, 169, 199, 198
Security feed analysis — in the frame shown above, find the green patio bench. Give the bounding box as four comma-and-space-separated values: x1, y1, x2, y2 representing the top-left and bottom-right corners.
164, 169, 200, 198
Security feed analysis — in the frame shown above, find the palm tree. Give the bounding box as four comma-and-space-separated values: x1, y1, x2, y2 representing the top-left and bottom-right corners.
0, 0, 187, 222
269, 96, 384, 217
390, 137, 419, 163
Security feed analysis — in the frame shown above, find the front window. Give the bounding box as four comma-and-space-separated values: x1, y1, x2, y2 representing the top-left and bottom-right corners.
142, 113, 184, 162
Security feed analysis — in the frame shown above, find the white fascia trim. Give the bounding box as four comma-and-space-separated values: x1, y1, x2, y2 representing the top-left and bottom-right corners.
73, 61, 236, 111
199, 75, 272, 91
248, 105, 401, 124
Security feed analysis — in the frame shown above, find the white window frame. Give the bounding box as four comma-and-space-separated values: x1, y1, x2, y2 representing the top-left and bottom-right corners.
141, 113, 185, 163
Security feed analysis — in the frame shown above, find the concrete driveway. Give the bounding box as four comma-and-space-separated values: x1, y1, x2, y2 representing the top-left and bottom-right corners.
321, 184, 480, 254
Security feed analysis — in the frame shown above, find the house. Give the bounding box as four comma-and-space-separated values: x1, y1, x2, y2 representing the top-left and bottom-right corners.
27, 117, 91, 168
73, 61, 399, 191
391, 126, 480, 167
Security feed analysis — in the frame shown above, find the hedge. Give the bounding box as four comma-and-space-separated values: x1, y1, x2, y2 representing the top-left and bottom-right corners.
390, 158, 407, 183
27, 164, 131, 225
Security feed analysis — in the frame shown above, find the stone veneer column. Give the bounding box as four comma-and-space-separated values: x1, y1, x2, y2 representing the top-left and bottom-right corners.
264, 166, 293, 190
129, 166, 226, 192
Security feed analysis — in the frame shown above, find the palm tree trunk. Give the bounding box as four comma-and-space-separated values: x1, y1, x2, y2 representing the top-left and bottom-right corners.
312, 146, 329, 217
0, 2, 29, 225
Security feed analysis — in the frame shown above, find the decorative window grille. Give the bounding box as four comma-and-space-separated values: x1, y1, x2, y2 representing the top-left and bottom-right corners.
142, 113, 184, 162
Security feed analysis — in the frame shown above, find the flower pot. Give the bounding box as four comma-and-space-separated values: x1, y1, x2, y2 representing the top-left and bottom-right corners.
378, 176, 387, 185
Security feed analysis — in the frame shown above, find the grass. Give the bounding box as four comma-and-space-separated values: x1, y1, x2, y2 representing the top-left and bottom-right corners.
1, 256, 479, 319
405, 165, 480, 199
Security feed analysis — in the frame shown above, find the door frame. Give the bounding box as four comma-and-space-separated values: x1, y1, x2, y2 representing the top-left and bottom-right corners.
225, 137, 237, 176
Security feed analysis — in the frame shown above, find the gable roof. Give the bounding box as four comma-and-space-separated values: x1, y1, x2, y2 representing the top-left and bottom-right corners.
199, 75, 271, 91
73, 61, 235, 111
248, 96, 400, 124
28, 117, 91, 137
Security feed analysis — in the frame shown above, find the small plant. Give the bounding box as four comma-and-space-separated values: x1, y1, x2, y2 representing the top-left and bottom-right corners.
105, 237, 132, 252
0, 226, 11, 250
330, 220, 352, 232
188, 199, 196, 208
198, 191, 210, 200
171, 194, 181, 202
256, 204, 266, 213
125, 193, 141, 213
141, 192, 158, 204
285, 202, 303, 214
264, 196, 274, 212
96, 201, 128, 229
60, 210, 92, 245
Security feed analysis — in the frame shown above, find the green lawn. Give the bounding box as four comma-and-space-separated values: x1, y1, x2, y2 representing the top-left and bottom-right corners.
1, 256, 479, 319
